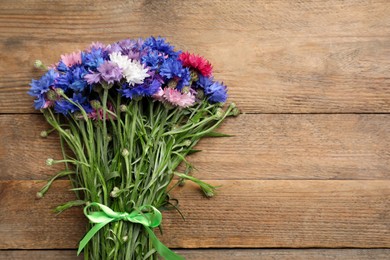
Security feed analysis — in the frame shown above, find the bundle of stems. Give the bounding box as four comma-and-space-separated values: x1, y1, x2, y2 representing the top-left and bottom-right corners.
39, 87, 238, 259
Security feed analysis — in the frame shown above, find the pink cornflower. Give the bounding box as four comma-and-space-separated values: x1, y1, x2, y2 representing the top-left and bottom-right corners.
61, 51, 82, 67
163, 88, 195, 108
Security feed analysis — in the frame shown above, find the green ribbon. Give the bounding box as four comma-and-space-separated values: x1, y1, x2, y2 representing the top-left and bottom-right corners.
77, 202, 184, 260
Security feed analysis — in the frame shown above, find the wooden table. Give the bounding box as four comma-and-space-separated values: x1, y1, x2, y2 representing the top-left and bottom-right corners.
0, 0, 389, 259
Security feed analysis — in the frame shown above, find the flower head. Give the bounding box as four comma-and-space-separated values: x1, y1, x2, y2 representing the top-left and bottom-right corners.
142, 36, 178, 57
60, 51, 82, 67
204, 81, 228, 103
162, 87, 195, 108
28, 69, 58, 109
109, 52, 150, 86
159, 58, 191, 90
121, 79, 161, 99
84, 61, 122, 85
179, 52, 213, 77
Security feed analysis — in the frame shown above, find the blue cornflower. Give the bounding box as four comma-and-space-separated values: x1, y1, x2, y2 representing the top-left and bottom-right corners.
55, 65, 88, 92
196, 74, 213, 89
141, 50, 165, 70
28, 69, 58, 109
120, 79, 161, 99
54, 99, 74, 115
204, 81, 228, 103
53, 93, 91, 115
142, 36, 178, 57
159, 58, 191, 90
56, 61, 68, 72
82, 48, 105, 69
28, 69, 57, 97
33, 95, 47, 110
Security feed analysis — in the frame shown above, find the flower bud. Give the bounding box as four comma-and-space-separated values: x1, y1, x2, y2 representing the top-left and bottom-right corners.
34, 60, 43, 68
183, 140, 192, 147
232, 107, 240, 116
229, 102, 237, 109
121, 148, 129, 157
196, 89, 204, 100
181, 87, 190, 94
46, 90, 57, 101
106, 134, 112, 142
65, 129, 71, 135
190, 70, 199, 82
110, 187, 120, 198
90, 100, 101, 110
46, 158, 54, 166
34, 60, 47, 70
36, 191, 43, 199
120, 104, 127, 112
122, 236, 128, 242
167, 80, 177, 89
215, 108, 224, 120
40, 131, 48, 138
55, 88, 64, 95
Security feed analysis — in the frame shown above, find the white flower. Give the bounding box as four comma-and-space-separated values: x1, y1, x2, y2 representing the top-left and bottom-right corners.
109, 52, 150, 86
109, 52, 129, 69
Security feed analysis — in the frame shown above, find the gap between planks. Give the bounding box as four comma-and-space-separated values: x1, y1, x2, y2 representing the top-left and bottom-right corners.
1, 114, 389, 180
0, 180, 389, 249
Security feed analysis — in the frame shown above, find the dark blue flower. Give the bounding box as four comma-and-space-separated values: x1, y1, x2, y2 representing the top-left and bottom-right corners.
204, 81, 228, 103
141, 50, 165, 70
33, 95, 46, 110
53, 93, 91, 115
54, 100, 74, 115
55, 66, 88, 92
121, 79, 161, 99
28, 69, 57, 97
142, 36, 178, 57
28, 69, 58, 109
56, 61, 68, 72
69, 66, 88, 91
82, 48, 105, 69
159, 58, 191, 90
196, 74, 213, 89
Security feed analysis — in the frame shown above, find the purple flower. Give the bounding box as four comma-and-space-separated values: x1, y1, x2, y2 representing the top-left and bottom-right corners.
98, 61, 122, 84
84, 61, 122, 84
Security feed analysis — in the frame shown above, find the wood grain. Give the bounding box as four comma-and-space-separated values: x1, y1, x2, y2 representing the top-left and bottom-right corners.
2, 249, 390, 260
1, 180, 389, 249
1, 0, 390, 113
1, 114, 389, 180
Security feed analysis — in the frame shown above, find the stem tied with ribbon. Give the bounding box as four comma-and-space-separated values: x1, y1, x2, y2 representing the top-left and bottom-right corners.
77, 202, 184, 260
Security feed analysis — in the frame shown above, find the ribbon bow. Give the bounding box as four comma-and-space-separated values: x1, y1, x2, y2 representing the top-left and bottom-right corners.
77, 202, 184, 260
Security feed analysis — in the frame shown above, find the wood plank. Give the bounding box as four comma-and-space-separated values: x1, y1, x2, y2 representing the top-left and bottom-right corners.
2, 249, 390, 260
0, 180, 389, 249
1, 114, 389, 180
1, 0, 390, 113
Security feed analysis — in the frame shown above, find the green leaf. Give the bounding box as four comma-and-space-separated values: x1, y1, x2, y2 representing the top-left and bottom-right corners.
188, 149, 202, 155
55, 200, 85, 214
105, 171, 120, 181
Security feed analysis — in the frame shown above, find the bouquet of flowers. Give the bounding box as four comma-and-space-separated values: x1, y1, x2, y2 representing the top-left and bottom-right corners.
29, 36, 238, 259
